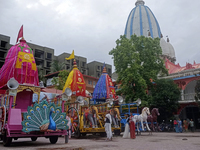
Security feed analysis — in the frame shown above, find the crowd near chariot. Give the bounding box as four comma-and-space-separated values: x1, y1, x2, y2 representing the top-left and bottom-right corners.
0, 28, 160, 147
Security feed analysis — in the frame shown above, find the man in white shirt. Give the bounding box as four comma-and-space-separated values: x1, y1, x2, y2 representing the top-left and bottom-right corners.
104, 110, 112, 141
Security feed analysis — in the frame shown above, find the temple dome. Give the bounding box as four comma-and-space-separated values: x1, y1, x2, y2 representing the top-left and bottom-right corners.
160, 37, 176, 63
167, 38, 175, 58
124, 0, 162, 39
160, 37, 169, 56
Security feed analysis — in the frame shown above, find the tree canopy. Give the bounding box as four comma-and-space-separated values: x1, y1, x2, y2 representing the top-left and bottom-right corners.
50, 60, 65, 73
109, 35, 168, 105
150, 79, 180, 122
51, 70, 69, 90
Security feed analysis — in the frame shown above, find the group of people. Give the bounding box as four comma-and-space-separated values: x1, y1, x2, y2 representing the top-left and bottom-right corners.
174, 118, 194, 133
104, 111, 135, 141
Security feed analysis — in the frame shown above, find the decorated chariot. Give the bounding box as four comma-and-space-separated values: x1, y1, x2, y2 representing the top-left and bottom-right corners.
0, 34, 69, 146
63, 61, 123, 137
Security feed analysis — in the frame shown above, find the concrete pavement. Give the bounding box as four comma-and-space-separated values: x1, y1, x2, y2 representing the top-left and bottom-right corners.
0, 132, 200, 150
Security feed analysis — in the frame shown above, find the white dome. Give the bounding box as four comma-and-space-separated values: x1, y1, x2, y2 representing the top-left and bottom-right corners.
124, 0, 162, 39
160, 38, 169, 56
167, 41, 175, 58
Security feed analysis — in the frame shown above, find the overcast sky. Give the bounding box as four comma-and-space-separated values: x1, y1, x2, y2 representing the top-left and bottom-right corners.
0, 0, 200, 73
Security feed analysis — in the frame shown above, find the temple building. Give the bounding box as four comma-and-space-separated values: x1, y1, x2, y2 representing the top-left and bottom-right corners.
116, 0, 200, 128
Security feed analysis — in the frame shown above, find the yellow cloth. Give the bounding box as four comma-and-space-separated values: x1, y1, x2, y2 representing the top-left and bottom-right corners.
62, 69, 75, 93
65, 50, 75, 60
15, 51, 36, 71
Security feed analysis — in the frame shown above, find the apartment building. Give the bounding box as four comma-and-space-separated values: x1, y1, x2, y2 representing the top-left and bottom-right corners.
87, 61, 112, 78
0, 34, 112, 79
55, 53, 87, 75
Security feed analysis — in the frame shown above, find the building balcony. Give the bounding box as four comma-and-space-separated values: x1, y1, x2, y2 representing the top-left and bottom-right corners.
179, 93, 197, 103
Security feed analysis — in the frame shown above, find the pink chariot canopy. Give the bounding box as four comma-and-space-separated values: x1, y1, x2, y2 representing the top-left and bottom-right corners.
0, 38, 39, 88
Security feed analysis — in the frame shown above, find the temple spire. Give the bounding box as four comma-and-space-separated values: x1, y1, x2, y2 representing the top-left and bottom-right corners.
135, 0, 145, 6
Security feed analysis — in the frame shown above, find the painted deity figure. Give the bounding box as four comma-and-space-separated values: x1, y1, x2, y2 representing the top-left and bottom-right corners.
111, 108, 121, 128
83, 106, 99, 128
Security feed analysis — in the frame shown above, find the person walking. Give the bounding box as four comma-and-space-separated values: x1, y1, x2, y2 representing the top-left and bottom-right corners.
183, 120, 188, 132
123, 114, 130, 138
66, 112, 72, 138
178, 119, 182, 133
189, 119, 194, 132
174, 119, 178, 133
104, 110, 112, 141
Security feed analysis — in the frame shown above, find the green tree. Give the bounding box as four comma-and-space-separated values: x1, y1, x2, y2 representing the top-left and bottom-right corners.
51, 70, 69, 90
150, 79, 180, 122
37, 65, 45, 85
50, 60, 65, 73
109, 35, 168, 105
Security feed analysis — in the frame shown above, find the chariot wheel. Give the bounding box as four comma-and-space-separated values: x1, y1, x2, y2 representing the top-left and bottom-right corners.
31, 137, 37, 141
49, 136, 58, 144
74, 129, 81, 138
3, 130, 12, 147
68, 107, 80, 138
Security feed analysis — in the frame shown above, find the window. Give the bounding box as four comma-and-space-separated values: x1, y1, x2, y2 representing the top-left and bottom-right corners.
0, 62, 4, 68
47, 53, 52, 60
35, 49, 44, 59
81, 69, 85, 75
82, 62, 86, 67
46, 70, 50, 75
93, 81, 95, 86
88, 80, 92, 85
108, 68, 111, 74
0, 41, 7, 48
35, 60, 44, 67
46, 61, 51, 68
76, 60, 79, 67
66, 65, 70, 70
66, 60, 70, 64
97, 66, 100, 70
101, 66, 104, 71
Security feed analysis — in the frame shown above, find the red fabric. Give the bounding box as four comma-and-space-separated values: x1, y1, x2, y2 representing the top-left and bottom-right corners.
0, 90, 6, 94
106, 75, 116, 99
174, 120, 178, 125
130, 121, 136, 139
71, 69, 86, 97
16, 25, 23, 43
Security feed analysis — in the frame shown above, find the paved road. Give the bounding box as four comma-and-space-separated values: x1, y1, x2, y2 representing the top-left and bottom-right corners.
1, 132, 200, 150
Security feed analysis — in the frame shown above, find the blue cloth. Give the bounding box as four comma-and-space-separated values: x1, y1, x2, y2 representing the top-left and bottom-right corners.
175, 124, 179, 133
178, 120, 182, 133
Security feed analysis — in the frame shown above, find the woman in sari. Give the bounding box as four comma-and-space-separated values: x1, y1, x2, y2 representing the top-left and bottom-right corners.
123, 114, 130, 138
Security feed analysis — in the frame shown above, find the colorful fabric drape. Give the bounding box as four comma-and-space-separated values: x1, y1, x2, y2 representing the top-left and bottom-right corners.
93, 71, 116, 100
0, 39, 39, 88
63, 66, 86, 97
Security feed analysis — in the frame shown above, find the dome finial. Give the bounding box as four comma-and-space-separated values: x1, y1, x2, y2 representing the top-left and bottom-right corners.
73, 59, 77, 68
135, 0, 145, 6
166, 36, 169, 42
